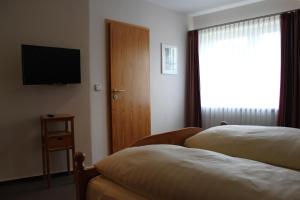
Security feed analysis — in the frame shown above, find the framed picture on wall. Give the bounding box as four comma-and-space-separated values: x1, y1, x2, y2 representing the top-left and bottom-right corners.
161, 44, 178, 75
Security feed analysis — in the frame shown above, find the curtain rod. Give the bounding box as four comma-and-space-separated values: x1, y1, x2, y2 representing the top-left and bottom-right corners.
195, 8, 299, 31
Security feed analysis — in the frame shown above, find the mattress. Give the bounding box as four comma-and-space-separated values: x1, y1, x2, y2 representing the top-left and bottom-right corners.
86, 175, 146, 200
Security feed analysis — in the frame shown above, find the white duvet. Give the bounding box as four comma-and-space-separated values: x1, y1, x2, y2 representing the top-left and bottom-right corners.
95, 145, 300, 200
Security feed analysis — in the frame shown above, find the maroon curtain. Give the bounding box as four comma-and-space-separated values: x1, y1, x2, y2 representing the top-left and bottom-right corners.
278, 11, 300, 128
186, 30, 202, 127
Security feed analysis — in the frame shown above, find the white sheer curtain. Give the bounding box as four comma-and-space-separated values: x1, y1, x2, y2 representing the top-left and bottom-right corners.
199, 15, 281, 128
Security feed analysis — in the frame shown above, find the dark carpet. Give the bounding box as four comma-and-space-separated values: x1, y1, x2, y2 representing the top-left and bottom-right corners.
0, 174, 75, 200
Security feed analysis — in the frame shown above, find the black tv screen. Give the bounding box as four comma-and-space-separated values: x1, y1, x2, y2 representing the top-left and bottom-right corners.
21, 45, 81, 85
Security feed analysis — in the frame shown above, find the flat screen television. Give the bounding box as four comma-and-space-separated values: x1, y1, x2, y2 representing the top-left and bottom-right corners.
21, 45, 81, 85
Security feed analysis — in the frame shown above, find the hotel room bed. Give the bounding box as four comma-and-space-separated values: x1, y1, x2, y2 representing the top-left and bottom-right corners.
75, 125, 300, 200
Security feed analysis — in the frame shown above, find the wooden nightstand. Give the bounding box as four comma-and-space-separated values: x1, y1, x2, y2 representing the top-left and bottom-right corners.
40, 114, 75, 187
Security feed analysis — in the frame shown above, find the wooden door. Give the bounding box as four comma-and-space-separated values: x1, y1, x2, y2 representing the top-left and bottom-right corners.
108, 20, 151, 153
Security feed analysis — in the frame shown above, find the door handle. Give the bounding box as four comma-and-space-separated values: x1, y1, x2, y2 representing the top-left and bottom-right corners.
112, 89, 126, 92
112, 89, 126, 101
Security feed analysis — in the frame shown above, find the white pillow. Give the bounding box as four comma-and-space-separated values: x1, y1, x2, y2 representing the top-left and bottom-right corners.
184, 125, 300, 171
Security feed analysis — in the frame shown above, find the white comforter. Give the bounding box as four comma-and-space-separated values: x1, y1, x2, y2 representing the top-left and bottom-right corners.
95, 145, 300, 200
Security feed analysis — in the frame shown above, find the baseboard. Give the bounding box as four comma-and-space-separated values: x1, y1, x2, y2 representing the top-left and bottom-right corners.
0, 171, 73, 186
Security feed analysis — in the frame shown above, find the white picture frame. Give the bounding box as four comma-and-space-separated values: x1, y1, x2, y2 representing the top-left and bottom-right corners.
161, 44, 178, 75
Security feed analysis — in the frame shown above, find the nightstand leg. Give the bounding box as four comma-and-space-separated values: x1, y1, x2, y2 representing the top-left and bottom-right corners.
46, 150, 50, 187
71, 118, 75, 179
67, 149, 70, 173
42, 145, 46, 178
72, 146, 75, 181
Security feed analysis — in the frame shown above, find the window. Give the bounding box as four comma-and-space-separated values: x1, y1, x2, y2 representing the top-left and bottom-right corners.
199, 15, 281, 128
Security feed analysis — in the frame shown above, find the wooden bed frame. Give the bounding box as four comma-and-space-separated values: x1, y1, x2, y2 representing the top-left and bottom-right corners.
74, 127, 202, 200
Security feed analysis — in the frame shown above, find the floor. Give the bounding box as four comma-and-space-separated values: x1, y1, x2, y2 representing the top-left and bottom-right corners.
0, 174, 75, 200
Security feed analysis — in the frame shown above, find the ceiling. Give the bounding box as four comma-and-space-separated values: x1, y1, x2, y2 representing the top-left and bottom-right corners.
142, 0, 264, 15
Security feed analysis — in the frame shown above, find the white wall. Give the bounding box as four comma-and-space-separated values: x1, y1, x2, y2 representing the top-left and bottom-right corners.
0, 0, 188, 180
89, 0, 188, 162
192, 0, 300, 30
0, 0, 91, 181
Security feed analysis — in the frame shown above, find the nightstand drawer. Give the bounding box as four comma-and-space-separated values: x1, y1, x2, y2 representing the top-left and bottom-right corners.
47, 135, 72, 150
